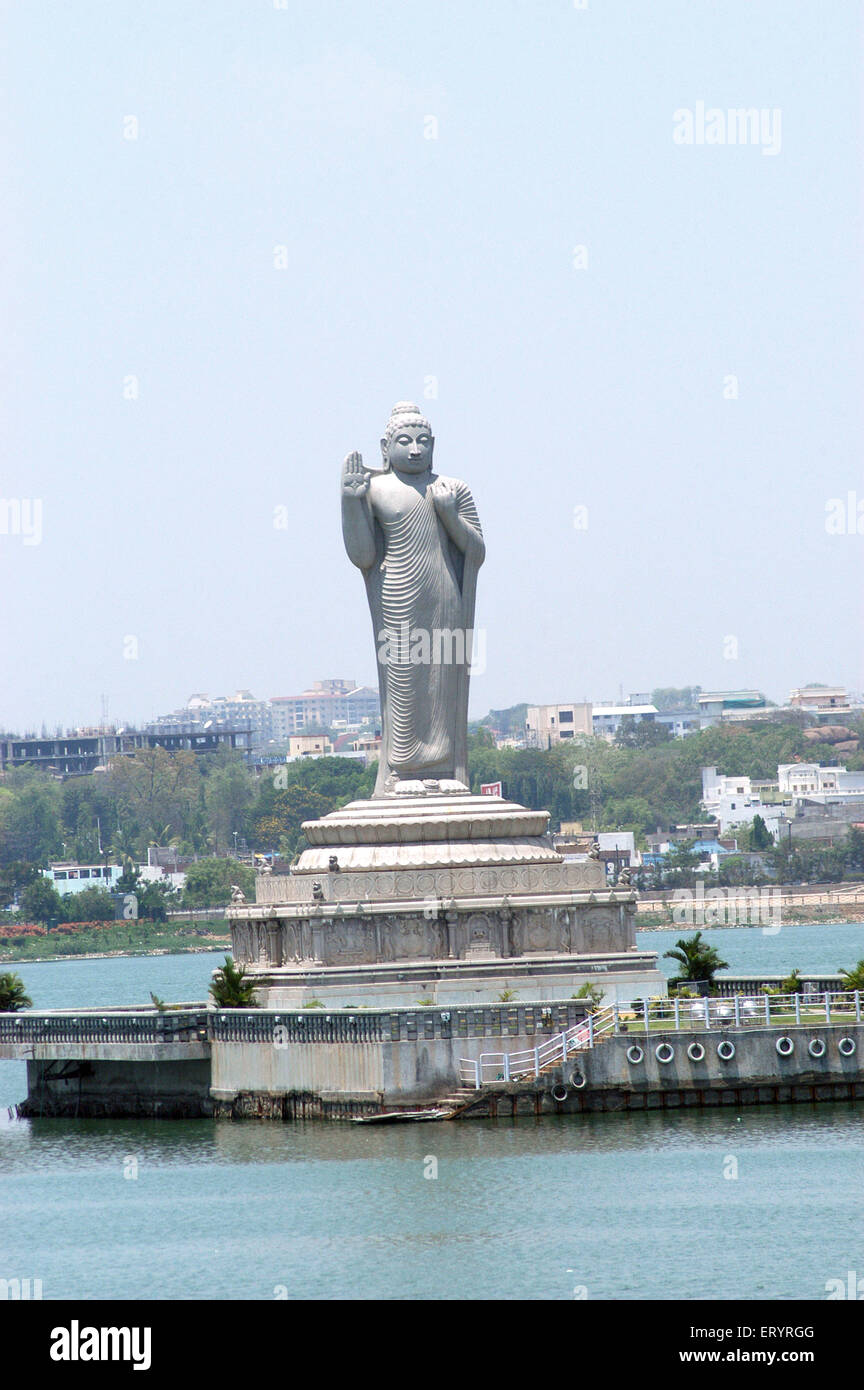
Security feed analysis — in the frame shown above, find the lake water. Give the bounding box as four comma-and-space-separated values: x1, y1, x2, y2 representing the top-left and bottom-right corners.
641, 920, 864, 978
2, 927, 863, 1301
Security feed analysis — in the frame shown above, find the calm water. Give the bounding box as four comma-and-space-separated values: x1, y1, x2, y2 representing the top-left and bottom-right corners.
641, 920, 864, 978
2, 929, 863, 1301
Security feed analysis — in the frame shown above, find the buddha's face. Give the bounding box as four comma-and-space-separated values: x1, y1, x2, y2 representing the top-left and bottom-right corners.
382, 423, 434, 474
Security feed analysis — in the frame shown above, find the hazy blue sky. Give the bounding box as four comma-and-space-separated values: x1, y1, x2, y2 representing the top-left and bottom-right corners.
1, 0, 861, 731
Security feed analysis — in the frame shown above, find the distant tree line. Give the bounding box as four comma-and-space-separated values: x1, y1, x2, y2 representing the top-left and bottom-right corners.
0, 747, 375, 872
0, 749, 375, 915
1, 714, 863, 912
467, 714, 864, 838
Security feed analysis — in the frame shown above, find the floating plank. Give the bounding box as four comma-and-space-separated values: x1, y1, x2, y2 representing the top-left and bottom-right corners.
351, 1107, 453, 1124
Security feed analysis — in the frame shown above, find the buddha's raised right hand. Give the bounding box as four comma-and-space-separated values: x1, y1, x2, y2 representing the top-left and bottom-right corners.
342, 451, 370, 497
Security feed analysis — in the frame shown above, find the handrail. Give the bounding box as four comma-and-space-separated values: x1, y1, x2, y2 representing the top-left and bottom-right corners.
0, 1009, 210, 1044
458, 989, 863, 1088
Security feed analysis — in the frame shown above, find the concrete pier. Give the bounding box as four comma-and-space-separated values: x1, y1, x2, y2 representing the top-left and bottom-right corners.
460, 1024, 864, 1118
4, 1001, 864, 1121
1, 1009, 213, 1118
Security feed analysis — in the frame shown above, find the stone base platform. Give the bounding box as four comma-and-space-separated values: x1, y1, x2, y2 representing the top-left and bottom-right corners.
227, 788, 665, 1008
246, 950, 664, 1010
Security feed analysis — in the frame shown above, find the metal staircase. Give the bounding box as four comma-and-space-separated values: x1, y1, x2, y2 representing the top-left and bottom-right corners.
458, 1004, 617, 1090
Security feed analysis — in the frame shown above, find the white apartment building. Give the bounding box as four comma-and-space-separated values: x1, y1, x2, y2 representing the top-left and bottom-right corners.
269, 681, 380, 739
702, 767, 754, 803
778, 763, 842, 796
42, 862, 185, 901
154, 681, 380, 749
778, 763, 864, 803
700, 767, 783, 838
43, 863, 124, 897
155, 691, 272, 746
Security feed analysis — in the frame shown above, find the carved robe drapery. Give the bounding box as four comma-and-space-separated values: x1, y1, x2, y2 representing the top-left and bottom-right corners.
363, 472, 482, 793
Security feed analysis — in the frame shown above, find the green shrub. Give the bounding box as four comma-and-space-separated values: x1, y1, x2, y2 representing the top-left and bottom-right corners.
209, 956, 258, 1008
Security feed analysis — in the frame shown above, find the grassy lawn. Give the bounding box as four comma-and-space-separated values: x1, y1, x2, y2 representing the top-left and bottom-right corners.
0, 917, 231, 962
613, 1007, 859, 1034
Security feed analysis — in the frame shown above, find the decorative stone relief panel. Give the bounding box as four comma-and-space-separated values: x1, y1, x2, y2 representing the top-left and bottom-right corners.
234, 888, 636, 968
322, 919, 375, 966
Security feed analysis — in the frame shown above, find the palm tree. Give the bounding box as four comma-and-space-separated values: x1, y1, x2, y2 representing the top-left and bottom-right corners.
839, 960, 864, 992
780, 968, 804, 994
573, 981, 604, 1009
209, 956, 259, 1008
0, 972, 32, 1012
664, 932, 729, 996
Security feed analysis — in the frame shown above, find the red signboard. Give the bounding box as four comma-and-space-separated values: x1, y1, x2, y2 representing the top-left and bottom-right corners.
480, 781, 503, 797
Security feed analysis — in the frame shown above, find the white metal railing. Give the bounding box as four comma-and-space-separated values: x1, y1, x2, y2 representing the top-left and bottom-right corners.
458, 1006, 618, 1087
458, 989, 863, 1089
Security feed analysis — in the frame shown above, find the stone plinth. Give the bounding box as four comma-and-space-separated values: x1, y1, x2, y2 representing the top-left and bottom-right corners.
228, 789, 665, 1008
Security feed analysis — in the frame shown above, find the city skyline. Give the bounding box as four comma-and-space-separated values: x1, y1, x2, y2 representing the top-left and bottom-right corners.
2, 672, 860, 741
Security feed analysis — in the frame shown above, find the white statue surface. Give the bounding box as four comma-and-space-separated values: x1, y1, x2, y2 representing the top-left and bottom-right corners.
341, 403, 485, 796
